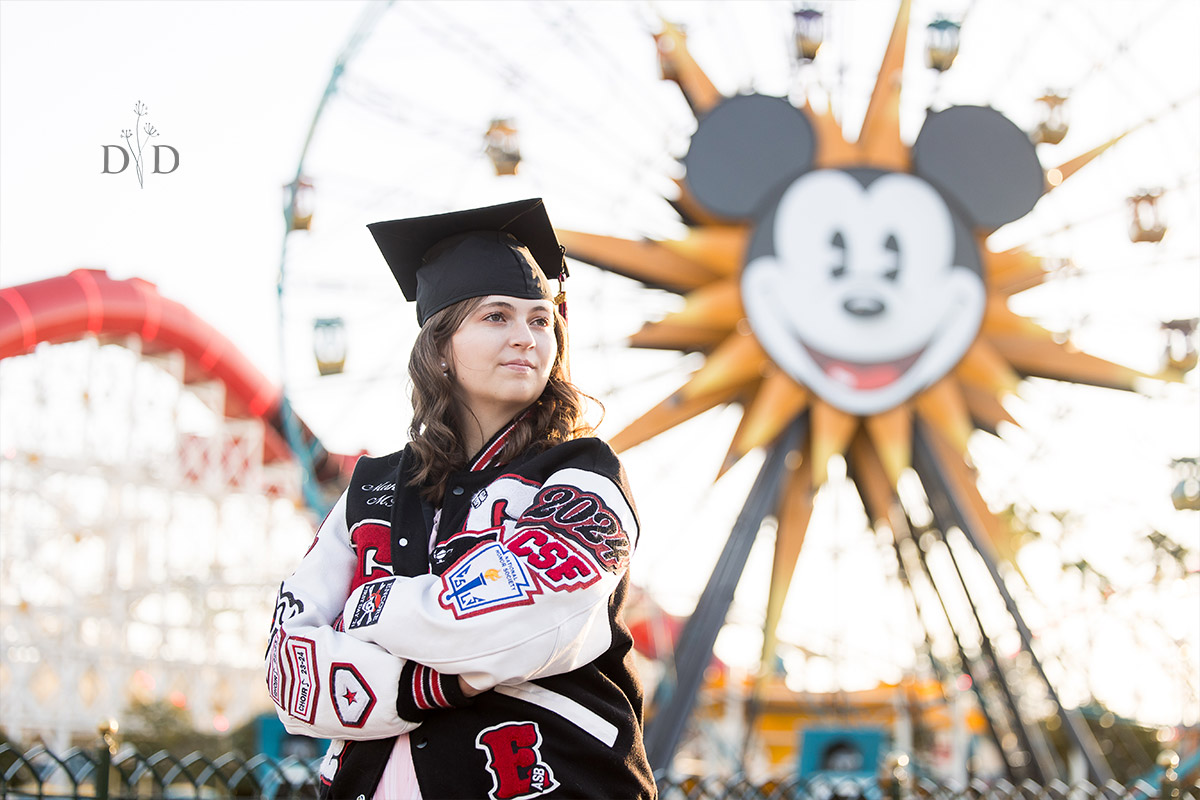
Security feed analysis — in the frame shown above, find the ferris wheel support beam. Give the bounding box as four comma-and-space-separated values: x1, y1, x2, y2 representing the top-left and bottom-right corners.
920, 516, 1060, 782
912, 419, 1115, 786
892, 513, 1029, 782
848, 441, 1023, 780
643, 415, 806, 774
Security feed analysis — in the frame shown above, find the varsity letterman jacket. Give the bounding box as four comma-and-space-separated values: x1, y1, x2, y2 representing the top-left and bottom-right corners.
266, 422, 656, 800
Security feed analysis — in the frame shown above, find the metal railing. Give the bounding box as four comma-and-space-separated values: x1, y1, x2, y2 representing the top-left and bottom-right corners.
2, 743, 1196, 800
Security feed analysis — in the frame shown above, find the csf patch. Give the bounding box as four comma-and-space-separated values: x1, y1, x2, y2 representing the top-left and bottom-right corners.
439, 541, 537, 619
349, 578, 394, 629
507, 526, 600, 592
475, 721, 559, 800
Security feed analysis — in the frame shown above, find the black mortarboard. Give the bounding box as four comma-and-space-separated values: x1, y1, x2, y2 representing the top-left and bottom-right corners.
367, 198, 567, 326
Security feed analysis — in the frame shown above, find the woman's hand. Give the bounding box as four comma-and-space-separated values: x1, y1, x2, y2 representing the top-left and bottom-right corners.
458, 676, 483, 697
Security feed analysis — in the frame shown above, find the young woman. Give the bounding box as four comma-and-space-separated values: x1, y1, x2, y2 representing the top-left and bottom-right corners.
266, 199, 657, 799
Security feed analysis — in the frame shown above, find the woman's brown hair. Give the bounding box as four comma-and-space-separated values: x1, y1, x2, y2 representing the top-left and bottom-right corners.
406, 295, 593, 504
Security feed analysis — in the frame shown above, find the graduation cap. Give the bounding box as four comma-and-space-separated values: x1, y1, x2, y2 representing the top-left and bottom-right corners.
368, 198, 568, 326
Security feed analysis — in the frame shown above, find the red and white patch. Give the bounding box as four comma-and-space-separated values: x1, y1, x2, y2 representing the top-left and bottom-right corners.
330, 663, 376, 728
475, 721, 559, 800
349, 519, 393, 591
507, 526, 601, 592
285, 636, 319, 724
265, 629, 285, 709
319, 740, 347, 786
521, 485, 630, 571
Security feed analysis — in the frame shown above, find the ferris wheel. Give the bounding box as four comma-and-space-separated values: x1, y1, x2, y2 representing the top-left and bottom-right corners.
272, 0, 1198, 781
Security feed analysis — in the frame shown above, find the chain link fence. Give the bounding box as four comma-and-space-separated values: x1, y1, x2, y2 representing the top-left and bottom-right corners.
2, 743, 1196, 800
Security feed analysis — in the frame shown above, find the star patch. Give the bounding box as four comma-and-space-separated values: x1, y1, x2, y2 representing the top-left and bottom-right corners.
330, 663, 376, 728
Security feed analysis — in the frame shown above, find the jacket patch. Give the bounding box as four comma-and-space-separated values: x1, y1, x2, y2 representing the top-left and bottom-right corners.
268, 585, 303, 645
507, 527, 601, 592
431, 528, 501, 572
475, 721, 559, 800
265, 629, 285, 708
319, 740, 347, 786
522, 485, 630, 571
330, 663, 376, 728
349, 577, 394, 629
349, 520, 393, 591
284, 636, 319, 724
438, 539, 538, 619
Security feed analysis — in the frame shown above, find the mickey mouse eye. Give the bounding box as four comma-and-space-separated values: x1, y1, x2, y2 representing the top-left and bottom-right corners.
830, 230, 847, 278
883, 233, 900, 281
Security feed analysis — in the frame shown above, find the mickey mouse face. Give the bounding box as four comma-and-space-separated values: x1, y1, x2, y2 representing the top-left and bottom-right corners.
742, 168, 985, 415
683, 94, 1043, 416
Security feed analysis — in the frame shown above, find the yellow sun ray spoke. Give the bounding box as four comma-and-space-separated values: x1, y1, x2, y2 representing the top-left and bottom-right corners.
856, 0, 911, 171
849, 432, 900, 529
759, 456, 815, 680
628, 319, 729, 352
556, 229, 724, 292
678, 331, 769, 400
980, 295, 1051, 339
961, 383, 1017, 435
628, 279, 743, 353
655, 227, 750, 279
914, 377, 974, 457
863, 403, 912, 486
660, 278, 743, 326
806, 99, 859, 169
920, 421, 1029, 576
955, 338, 1023, 398
654, 20, 723, 116
809, 400, 860, 486
985, 247, 1050, 297
608, 377, 756, 454
1042, 100, 1182, 191
989, 333, 1155, 390
720, 367, 810, 476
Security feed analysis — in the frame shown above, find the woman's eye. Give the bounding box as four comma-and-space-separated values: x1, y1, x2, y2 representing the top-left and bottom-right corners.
484, 312, 505, 322
531, 316, 551, 327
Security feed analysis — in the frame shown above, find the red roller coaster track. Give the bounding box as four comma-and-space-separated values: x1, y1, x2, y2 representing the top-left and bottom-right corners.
0, 268, 354, 483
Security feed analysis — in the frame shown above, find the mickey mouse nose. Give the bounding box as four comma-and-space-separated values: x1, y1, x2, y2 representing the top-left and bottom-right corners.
844, 296, 885, 316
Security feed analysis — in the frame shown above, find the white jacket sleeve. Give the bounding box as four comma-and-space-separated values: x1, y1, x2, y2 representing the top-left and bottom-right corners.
266, 491, 422, 740
341, 467, 636, 691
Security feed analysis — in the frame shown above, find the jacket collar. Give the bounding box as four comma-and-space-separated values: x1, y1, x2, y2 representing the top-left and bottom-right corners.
468, 408, 532, 472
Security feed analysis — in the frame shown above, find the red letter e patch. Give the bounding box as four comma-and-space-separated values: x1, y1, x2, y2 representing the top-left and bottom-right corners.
475, 721, 559, 800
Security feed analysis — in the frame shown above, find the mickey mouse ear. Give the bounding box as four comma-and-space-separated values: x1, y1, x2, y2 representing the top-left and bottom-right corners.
911, 105, 1044, 231
683, 94, 817, 220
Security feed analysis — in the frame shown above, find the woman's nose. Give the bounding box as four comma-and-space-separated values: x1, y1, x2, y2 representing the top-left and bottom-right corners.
511, 323, 537, 347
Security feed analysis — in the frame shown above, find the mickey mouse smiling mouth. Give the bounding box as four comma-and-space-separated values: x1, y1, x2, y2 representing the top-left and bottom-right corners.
802, 343, 926, 391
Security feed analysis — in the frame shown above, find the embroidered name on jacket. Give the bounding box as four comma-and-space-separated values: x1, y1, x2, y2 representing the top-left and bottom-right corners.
521, 485, 630, 571
438, 538, 537, 619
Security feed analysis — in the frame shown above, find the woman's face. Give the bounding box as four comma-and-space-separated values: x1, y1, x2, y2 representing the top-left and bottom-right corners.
447, 295, 557, 428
